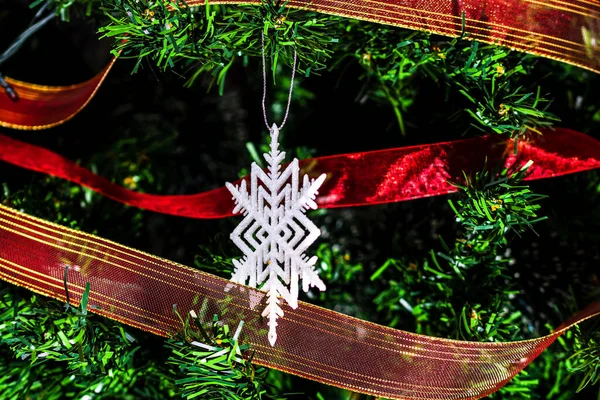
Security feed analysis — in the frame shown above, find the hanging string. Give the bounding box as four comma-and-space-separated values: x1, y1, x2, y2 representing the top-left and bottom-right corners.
261, 29, 297, 131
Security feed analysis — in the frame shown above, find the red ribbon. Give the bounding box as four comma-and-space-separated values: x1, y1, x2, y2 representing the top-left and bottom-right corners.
0, 60, 115, 130
1, 203, 599, 400
1, 129, 599, 218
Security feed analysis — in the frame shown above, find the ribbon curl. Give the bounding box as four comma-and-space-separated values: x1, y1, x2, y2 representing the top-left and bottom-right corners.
0, 60, 115, 130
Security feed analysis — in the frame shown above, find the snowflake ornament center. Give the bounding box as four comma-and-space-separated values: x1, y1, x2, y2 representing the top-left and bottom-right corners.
225, 123, 327, 346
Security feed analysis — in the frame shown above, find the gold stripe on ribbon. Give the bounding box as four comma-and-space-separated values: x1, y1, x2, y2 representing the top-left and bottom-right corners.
1, 203, 599, 399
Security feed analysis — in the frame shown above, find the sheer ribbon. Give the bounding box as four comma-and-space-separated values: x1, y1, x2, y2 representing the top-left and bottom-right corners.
1, 128, 599, 217
0, 204, 599, 399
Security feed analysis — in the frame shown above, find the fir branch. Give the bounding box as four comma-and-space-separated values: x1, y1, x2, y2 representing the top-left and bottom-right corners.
334, 22, 559, 137
0, 282, 173, 399
98, 1, 339, 91
167, 310, 284, 399
368, 161, 558, 397
339, 24, 437, 135
448, 160, 547, 252
33, 0, 559, 140
37, 0, 559, 140
1, 281, 132, 373
99, 0, 214, 75
371, 161, 546, 342
439, 42, 559, 138
568, 328, 600, 395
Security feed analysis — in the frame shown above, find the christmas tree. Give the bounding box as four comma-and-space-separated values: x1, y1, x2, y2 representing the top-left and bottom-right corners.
1, 0, 600, 399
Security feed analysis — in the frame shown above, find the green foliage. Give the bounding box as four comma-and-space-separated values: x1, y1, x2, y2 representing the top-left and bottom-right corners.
568, 327, 600, 395
368, 162, 557, 398
2, 282, 131, 374
99, 0, 338, 91
499, 326, 583, 400
311, 242, 366, 317
167, 312, 283, 399
341, 26, 438, 134
439, 39, 559, 138
0, 283, 175, 399
0, 280, 284, 400
3, 180, 91, 231
37, 0, 558, 139
449, 160, 547, 252
1, 107, 182, 239
339, 21, 559, 137
2, 168, 145, 237
371, 162, 545, 341
368, 163, 600, 397
509, 321, 600, 400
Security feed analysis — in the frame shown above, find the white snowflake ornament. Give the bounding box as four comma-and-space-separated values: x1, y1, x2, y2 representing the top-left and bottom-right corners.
225, 123, 327, 346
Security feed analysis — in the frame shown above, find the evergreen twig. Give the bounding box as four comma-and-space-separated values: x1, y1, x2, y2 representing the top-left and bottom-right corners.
0, 283, 172, 399
167, 310, 284, 399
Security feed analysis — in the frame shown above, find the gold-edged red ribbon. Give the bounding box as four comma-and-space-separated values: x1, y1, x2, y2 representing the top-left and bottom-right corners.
1, 0, 600, 130
0, 203, 599, 400
0, 59, 115, 130
202, 0, 600, 73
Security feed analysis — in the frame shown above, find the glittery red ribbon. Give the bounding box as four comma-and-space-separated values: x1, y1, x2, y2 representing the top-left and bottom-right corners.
1, 129, 599, 218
